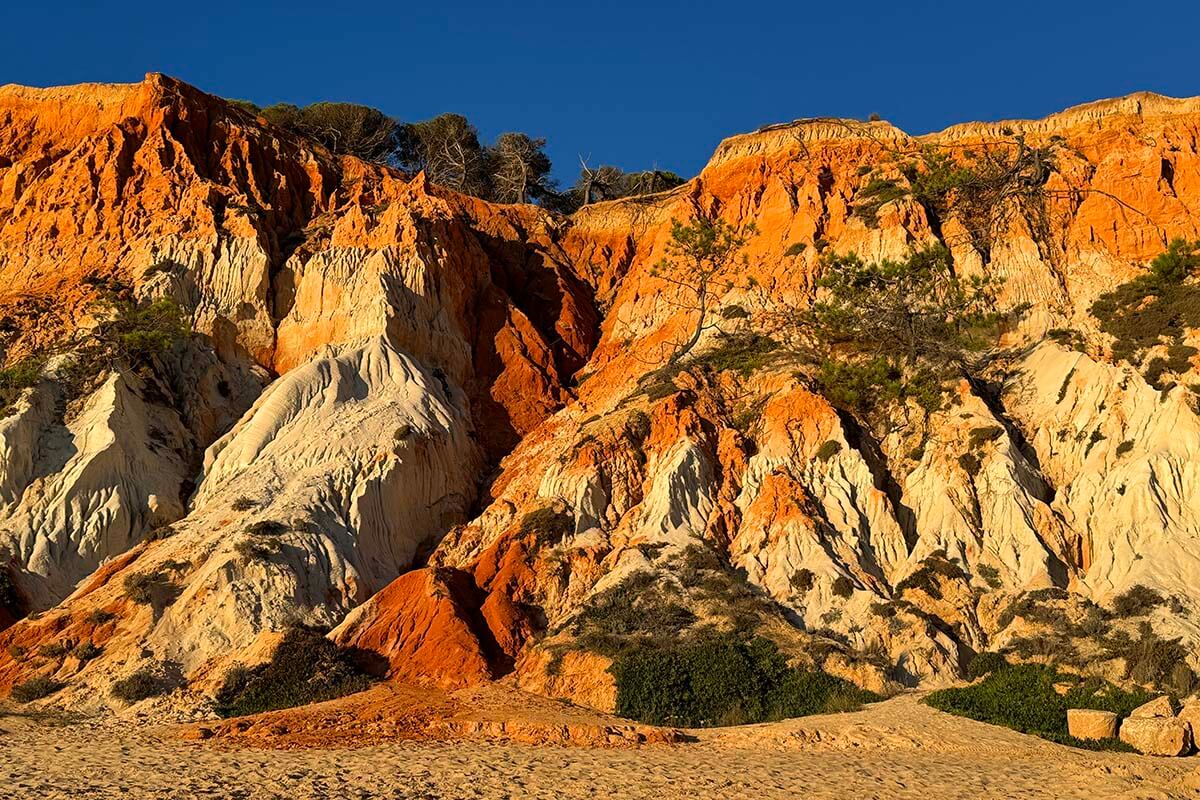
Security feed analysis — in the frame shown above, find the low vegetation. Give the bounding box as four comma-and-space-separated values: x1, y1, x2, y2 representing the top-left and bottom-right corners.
213, 626, 372, 718
519, 507, 575, 548
993, 586, 1197, 697
0, 356, 46, 417
110, 666, 166, 703
964, 651, 1009, 680
778, 245, 1017, 419
0, 292, 190, 420
1091, 239, 1200, 387
894, 551, 966, 601
613, 634, 878, 727
10, 676, 64, 703
1109, 584, 1165, 617
123, 571, 175, 605
925, 664, 1148, 751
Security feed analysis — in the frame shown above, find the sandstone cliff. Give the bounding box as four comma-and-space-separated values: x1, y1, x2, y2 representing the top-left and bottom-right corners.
0, 75, 1197, 714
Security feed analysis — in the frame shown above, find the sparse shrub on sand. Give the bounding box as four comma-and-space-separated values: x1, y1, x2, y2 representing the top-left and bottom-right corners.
212, 626, 372, 718
925, 664, 1148, 751
111, 666, 166, 703
613, 634, 878, 727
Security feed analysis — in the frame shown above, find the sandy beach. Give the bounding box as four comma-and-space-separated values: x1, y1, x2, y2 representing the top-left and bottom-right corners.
4, 693, 1199, 799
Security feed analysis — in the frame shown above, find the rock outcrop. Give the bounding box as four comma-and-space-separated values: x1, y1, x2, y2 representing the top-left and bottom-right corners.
1120, 716, 1193, 756
1067, 709, 1118, 740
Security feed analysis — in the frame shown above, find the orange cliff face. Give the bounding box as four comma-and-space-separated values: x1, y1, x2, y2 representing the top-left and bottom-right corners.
0, 73, 598, 462
560, 93, 1200, 409
2, 77, 1200, 716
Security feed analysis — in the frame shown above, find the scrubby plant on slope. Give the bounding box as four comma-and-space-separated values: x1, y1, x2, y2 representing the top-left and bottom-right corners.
213, 626, 372, 718
10, 676, 65, 703
613, 634, 878, 727
774, 245, 1019, 418
925, 664, 1149, 751
111, 665, 167, 703
1091, 238, 1200, 388
0, 356, 46, 417
852, 133, 1060, 259
0, 292, 190, 418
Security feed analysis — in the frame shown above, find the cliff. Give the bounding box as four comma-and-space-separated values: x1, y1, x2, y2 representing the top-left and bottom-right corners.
0, 76, 1197, 714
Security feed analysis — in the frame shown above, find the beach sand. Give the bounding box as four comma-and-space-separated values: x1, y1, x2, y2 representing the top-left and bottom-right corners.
3, 692, 1198, 799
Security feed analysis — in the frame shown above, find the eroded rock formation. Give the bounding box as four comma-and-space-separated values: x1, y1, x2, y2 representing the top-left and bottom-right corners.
0, 75, 1198, 715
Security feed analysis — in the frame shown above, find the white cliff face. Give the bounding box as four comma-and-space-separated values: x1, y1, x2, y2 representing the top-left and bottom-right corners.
140, 337, 480, 665
193, 335, 480, 593
1002, 343, 1200, 603
0, 373, 190, 609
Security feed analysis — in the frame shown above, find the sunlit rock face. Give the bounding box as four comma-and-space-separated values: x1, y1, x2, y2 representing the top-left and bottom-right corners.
1, 76, 1199, 712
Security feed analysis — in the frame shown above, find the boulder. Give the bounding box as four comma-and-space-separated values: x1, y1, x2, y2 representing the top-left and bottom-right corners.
1130, 696, 1175, 718
1119, 716, 1193, 756
1067, 709, 1118, 740
1178, 702, 1200, 740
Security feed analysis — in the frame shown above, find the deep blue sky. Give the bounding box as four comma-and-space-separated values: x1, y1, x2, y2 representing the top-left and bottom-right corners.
2, 1, 1197, 185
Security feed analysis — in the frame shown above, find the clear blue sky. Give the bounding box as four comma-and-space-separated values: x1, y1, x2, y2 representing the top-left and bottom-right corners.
2, 1, 1197, 184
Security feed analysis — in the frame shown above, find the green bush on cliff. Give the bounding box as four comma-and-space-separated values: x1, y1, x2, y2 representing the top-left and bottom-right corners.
213, 626, 372, 718
1090, 239, 1200, 380
612, 634, 878, 727
10, 676, 64, 703
0, 356, 46, 417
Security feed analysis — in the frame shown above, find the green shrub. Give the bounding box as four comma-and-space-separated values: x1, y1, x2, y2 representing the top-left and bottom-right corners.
571, 571, 696, 656
122, 571, 173, 605
995, 588, 1071, 631
234, 537, 279, 561
925, 664, 1142, 751
230, 497, 258, 512
690, 332, 779, 378
965, 651, 1008, 680
815, 440, 842, 462
37, 640, 73, 659
784, 242, 808, 257
142, 524, 177, 542
968, 426, 1004, 449
895, 553, 964, 600
110, 666, 165, 703
1108, 621, 1197, 696
790, 568, 816, 593
831, 576, 855, 598
86, 609, 116, 626
71, 641, 101, 662
1109, 585, 1164, 617
213, 626, 372, 718
976, 563, 1002, 589
612, 635, 877, 727
519, 507, 574, 548
10, 676, 64, 703
1091, 240, 1200, 366
0, 356, 45, 417
246, 520, 288, 537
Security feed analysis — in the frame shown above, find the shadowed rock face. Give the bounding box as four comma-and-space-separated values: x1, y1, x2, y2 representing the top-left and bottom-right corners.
0, 76, 1199, 713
